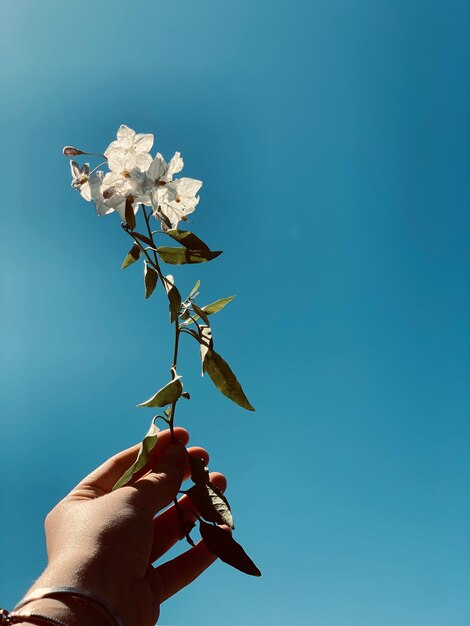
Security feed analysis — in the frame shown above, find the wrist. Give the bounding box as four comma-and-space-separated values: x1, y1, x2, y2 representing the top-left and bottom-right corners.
29, 557, 120, 614
16, 558, 124, 626
13, 597, 109, 626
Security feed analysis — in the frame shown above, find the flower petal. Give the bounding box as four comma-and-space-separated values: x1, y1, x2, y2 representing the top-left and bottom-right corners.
135, 151, 153, 172
133, 132, 154, 153
70, 160, 81, 178
147, 153, 167, 180
176, 177, 203, 198
89, 172, 115, 215
116, 124, 135, 145
79, 181, 92, 201
166, 151, 184, 180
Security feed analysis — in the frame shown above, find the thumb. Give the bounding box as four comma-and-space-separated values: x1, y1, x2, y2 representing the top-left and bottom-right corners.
130, 443, 186, 517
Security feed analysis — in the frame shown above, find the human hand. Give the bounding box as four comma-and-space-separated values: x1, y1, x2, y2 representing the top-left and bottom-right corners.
17, 427, 226, 626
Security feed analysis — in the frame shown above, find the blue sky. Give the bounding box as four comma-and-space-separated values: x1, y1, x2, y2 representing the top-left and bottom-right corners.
1, 1, 469, 624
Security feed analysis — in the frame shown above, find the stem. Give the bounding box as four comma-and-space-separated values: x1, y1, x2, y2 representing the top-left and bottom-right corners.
122, 222, 175, 292
174, 499, 196, 547
180, 327, 199, 340
122, 224, 159, 271
187, 313, 203, 333
142, 205, 160, 269
168, 321, 181, 443
123, 210, 193, 544
82, 151, 107, 159
167, 322, 194, 546
89, 161, 108, 176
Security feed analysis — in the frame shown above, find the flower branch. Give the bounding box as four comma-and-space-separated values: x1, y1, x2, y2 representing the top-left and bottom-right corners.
63, 124, 260, 577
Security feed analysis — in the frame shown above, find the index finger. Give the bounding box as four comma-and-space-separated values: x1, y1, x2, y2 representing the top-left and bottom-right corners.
71, 427, 190, 497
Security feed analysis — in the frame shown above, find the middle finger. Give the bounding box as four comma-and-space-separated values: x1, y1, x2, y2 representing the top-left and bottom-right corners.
151, 467, 227, 562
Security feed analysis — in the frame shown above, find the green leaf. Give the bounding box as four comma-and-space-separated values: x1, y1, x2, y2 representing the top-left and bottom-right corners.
164, 274, 181, 323
187, 483, 234, 529
121, 242, 142, 269
181, 296, 236, 326
168, 286, 182, 323
137, 376, 183, 408
203, 296, 236, 315
189, 280, 201, 298
144, 263, 159, 299
124, 197, 136, 231
166, 230, 210, 251
188, 455, 210, 485
113, 420, 159, 490
203, 349, 255, 411
157, 247, 222, 265
199, 521, 261, 576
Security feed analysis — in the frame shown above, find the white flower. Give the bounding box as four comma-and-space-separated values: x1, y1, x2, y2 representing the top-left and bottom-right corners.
153, 177, 202, 229
88, 172, 116, 216
146, 152, 184, 185
91, 184, 134, 220
142, 151, 184, 210
70, 160, 122, 217
67, 126, 202, 228
106, 193, 135, 222
104, 124, 154, 172
70, 161, 93, 200
74, 169, 133, 220
102, 167, 148, 201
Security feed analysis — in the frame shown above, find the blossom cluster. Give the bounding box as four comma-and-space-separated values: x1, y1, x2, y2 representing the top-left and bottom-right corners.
67, 125, 202, 230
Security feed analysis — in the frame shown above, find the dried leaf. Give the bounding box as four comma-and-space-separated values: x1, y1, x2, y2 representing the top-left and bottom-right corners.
203, 349, 255, 411
164, 274, 181, 323
124, 197, 136, 231
192, 303, 210, 326
137, 376, 183, 408
199, 521, 261, 576
144, 263, 159, 299
166, 230, 210, 251
188, 455, 210, 485
187, 483, 234, 529
179, 308, 191, 321
157, 247, 222, 265
133, 231, 154, 247
199, 326, 213, 374
113, 420, 159, 490
121, 242, 142, 269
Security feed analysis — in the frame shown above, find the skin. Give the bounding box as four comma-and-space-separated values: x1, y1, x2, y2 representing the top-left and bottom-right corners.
14, 427, 227, 626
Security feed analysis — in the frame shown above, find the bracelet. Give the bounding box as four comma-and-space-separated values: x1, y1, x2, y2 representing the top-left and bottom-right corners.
0, 608, 68, 625
13, 587, 123, 626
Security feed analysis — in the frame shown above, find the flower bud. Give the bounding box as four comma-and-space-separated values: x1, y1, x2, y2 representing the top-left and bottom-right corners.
63, 146, 84, 157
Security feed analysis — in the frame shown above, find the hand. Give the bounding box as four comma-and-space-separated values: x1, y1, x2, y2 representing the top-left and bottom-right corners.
19, 427, 226, 626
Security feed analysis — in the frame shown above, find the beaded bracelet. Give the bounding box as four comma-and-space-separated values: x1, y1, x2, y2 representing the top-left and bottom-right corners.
4, 587, 124, 626
0, 608, 68, 625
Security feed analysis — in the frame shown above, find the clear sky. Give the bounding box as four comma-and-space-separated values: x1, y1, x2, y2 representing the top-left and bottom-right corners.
1, 1, 469, 624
